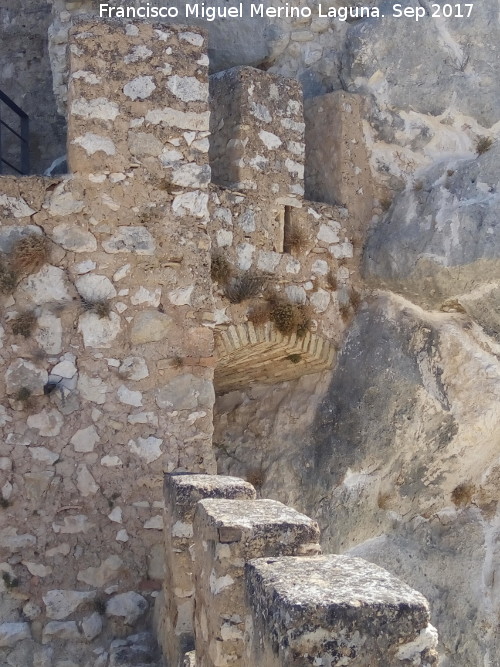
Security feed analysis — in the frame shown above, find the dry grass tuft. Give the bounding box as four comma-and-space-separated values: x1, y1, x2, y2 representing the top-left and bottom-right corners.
339, 303, 351, 322
11, 234, 51, 275
224, 272, 266, 304
247, 302, 271, 326
379, 195, 393, 212
451, 482, 476, 507
11, 311, 37, 338
171, 356, 184, 369
268, 296, 312, 337
326, 271, 337, 291
476, 136, 493, 155
211, 252, 232, 284
286, 353, 302, 364
81, 298, 112, 319
350, 289, 362, 311
284, 221, 308, 253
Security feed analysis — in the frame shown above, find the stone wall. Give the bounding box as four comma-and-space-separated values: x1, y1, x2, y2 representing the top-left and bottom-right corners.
0, 18, 363, 665
159, 473, 439, 667
0, 20, 216, 666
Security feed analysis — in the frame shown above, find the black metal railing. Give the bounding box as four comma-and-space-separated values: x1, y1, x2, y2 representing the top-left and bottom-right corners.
0, 89, 30, 175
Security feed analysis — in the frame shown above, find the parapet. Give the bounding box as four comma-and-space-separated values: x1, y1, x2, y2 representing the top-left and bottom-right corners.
159, 473, 439, 666
247, 555, 439, 666
209, 66, 304, 198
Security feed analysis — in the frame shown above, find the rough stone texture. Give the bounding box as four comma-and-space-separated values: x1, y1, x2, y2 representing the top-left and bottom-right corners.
158, 474, 256, 667
304, 91, 373, 228
246, 555, 438, 666
210, 67, 304, 195
364, 144, 500, 341
215, 291, 500, 666
0, 21, 215, 666
192, 498, 321, 666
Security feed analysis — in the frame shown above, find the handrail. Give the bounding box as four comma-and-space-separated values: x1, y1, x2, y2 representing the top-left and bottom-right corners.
0, 88, 30, 175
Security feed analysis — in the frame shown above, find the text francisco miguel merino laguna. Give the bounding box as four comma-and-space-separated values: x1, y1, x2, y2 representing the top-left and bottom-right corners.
99, 3, 445, 22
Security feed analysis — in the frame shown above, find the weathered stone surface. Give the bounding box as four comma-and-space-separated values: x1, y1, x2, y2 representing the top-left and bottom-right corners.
43, 590, 96, 620
102, 227, 155, 255
5, 359, 48, 396
246, 555, 438, 666
156, 374, 214, 411
77, 556, 123, 588
130, 310, 175, 344
78, 311, 121, 348
0, 623, 31, 648
106, 592, 148, 625
364, 145, 500, 340
42, 621, 81, 644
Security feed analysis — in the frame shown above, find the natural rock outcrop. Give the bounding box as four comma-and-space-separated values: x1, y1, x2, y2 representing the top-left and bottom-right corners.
364, 143, 500, 340
215, 292, 500, 666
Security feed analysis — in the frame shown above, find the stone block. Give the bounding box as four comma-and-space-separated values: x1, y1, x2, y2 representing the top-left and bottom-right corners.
161, 474, 256, 667
192, 498, 321, 666
209, 67, 304, 196
245, 554, 439, 666
67, 20, 209, 175
304, 91, 373, 228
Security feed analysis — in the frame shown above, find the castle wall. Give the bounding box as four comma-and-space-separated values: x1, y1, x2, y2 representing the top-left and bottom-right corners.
0, 20, 216, 666
160, 473, 439, 667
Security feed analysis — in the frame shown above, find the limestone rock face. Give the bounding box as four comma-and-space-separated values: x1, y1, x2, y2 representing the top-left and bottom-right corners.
364, 145, 500, 338
215, 293, 500, 666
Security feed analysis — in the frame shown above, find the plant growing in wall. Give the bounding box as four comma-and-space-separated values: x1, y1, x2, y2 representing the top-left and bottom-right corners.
211, 252, 232, 284
11, 310, 37, 338
11, 233, 51, 275
224, 271, 267, 304
267, 294, 312, 337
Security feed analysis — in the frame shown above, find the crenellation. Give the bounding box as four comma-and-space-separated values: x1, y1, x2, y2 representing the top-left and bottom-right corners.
157, 473, 439, 666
